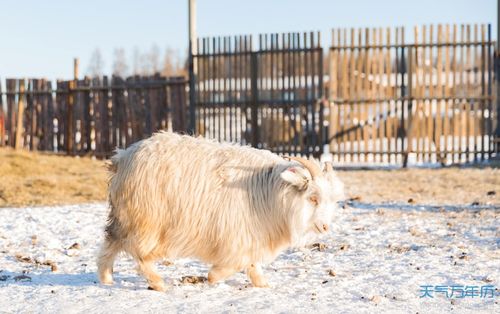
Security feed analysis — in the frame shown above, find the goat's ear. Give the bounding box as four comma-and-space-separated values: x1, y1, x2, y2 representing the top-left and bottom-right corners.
280, 166, 310, 190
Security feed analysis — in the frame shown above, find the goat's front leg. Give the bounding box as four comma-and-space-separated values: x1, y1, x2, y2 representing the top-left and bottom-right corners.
246, 263, 269, 288
208, 265, 238, 284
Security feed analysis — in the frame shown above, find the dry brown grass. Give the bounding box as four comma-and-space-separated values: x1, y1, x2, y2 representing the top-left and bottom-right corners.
0, 148, 108, 207
337, 167, 500, 205
0, 147, 498, 207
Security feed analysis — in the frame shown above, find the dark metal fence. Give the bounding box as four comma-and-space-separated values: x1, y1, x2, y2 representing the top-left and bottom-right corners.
0, 75, 187, 157
190, 32, 324, 156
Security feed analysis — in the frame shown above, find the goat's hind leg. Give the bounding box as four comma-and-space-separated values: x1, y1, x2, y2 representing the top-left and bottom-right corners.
136, 255, 166, 292
207, 265, 238, 284
97, 238, 121, 285
247, 263, 269, 288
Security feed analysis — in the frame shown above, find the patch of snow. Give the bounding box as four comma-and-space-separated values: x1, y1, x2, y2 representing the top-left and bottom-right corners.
0, 203, 498, 313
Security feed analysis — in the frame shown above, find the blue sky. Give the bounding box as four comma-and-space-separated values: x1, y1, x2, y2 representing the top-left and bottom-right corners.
0, 0, 495, 79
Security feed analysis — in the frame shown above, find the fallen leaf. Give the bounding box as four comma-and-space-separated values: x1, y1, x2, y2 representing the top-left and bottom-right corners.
312, 243, 326, 251
339, 244, 350, 251
15, 255, 33, 263
68, 243, 81, 250
180, 276, 207, 284
348, 195, 362, 202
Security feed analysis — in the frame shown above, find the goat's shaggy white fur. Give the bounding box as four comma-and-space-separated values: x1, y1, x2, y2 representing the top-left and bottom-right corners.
97, 131, 344, 291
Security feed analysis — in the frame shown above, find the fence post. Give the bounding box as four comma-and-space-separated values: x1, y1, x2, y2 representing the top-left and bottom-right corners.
496, 50, 500, 155
403, 45, 413, 167
188, 0, 197, 135
250, 51, 259, 148
66, 58, 78, 155
15, 80, 25, 150
0, 80, 4, 146
188, 47, 196, 134
496, 2, 500, 154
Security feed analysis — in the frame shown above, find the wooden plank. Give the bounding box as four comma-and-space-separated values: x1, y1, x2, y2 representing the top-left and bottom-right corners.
465, 24, 471, 162
480, 24, 487, 160
404, 25, 419, 167
6, 79, 16, 147
451, 24, 458, 163
472, 24, 479, 161
66, 79, 75, 155
27, 79, 35, 150
341, 29, 349, 162
15, 80, 25, 150
0, 79, 4, 146
442, 24, 451, 163
84, 77, 92, 152
377, 28, 385, 163
36, 79, 43, 150
103, 76, 111, 153
413, 26, 421, 162
385, 27, 393, 163
434, 24, 442, 164
422, 25, 436, 162
370, 28, 381, 162
329, 29, 338, 154
31, 79, 40, 150
354, 28, 362, 162
40, 79, 47, 151
362, 28, 370, 163
223, 37, 228, 143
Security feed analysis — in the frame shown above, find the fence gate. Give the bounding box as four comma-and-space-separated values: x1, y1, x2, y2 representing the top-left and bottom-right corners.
190, 32, 324, 156
328, 24, 496, 166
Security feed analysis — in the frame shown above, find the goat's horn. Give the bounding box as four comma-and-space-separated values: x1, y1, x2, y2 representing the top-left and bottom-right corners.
324, 161, 333, 173
286, 156, 322, 179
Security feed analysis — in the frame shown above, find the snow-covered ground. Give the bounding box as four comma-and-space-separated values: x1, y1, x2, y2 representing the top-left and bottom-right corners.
0, 202, 498, 313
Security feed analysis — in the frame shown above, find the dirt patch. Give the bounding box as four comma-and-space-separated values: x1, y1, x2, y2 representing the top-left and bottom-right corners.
337, 167, 500, 205
1, 147, 498, 207
0, 148, 108, 207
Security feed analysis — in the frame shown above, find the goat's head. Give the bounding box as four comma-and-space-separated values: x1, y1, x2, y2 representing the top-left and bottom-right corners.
280, 156, 345, 244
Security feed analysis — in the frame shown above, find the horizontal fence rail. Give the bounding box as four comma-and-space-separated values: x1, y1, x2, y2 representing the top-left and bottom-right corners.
327, 24, 497, 166
0, 75, 187, 157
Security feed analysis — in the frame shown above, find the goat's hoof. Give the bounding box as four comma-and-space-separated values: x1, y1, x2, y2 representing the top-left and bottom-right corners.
147, 281, 167, 292
98, 273, 114, 285
251, 278, 270, 288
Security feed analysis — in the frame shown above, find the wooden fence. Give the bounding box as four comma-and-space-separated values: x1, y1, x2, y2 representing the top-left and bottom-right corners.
328, 24, 496, 165
1, 24, 498, 166
191, 32, 325, 156
0, 75, 187, 157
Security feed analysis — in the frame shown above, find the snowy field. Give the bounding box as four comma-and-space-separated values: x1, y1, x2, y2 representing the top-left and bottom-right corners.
0, 202, 498, 313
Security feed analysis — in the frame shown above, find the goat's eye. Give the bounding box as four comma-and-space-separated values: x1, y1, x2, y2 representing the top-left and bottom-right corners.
309, 195, 319, 206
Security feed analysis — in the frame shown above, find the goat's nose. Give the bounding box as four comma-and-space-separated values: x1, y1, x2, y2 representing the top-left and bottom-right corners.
322, 224, 329, 232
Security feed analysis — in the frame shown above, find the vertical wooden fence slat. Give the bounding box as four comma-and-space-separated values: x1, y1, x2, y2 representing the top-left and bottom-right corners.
385, 28, 393, 163
15, 80, 25, 150
6, 79, 15, 147
27, 79, 35, 150
0, 80, 4, 146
